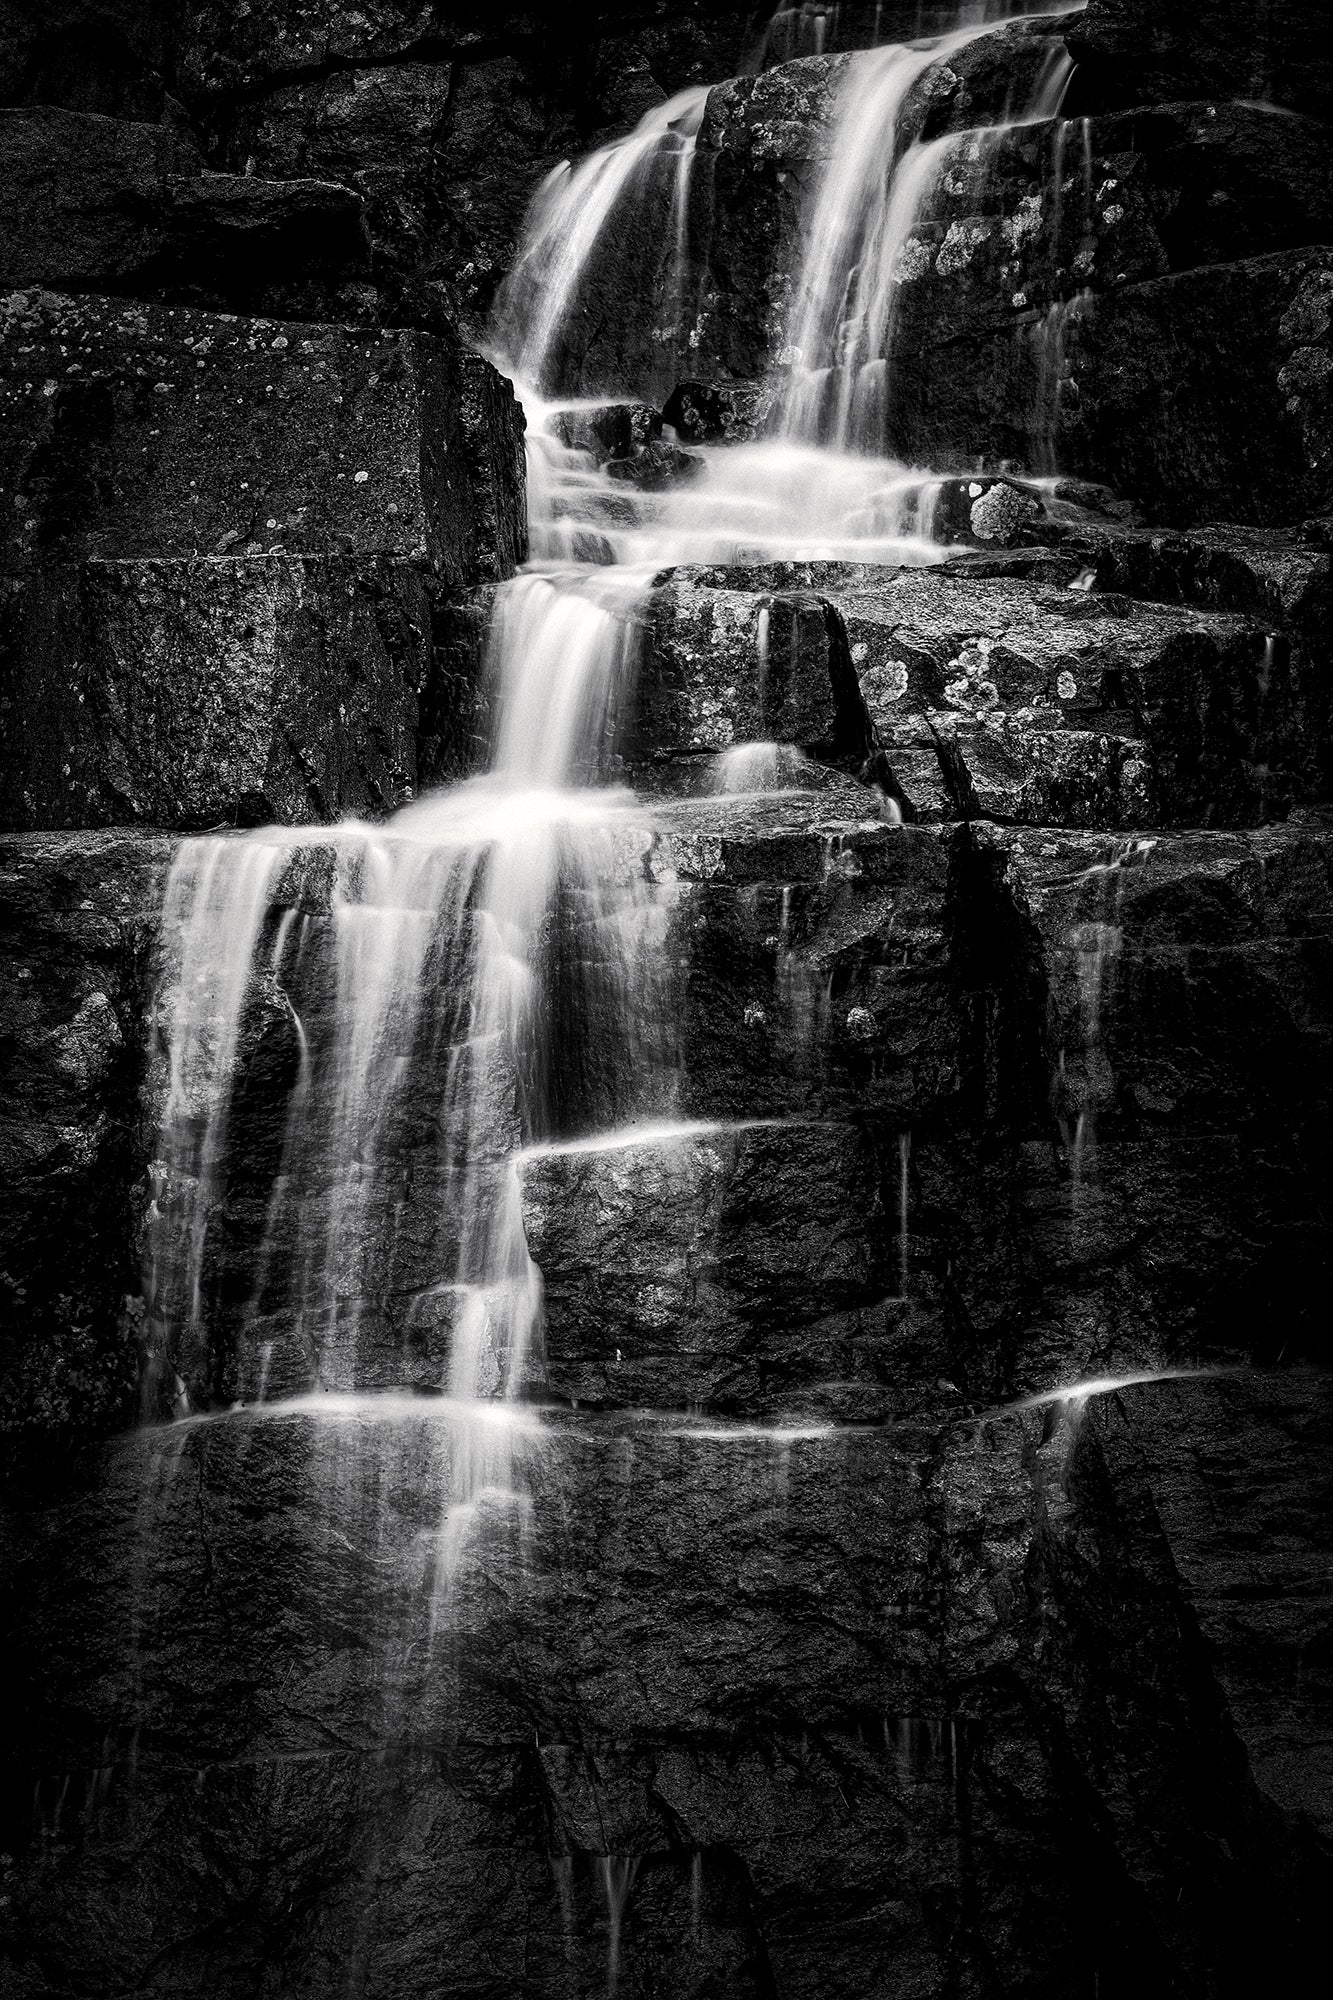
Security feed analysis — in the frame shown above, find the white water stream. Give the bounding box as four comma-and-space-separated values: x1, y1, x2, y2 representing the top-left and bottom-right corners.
146, 1, 1089, 1611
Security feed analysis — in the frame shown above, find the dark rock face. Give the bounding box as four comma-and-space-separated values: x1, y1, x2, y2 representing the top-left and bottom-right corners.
0, 104, 201, 292
0, 0, 178, 120
636, 571, 873, 767
0, 831, 167, 1435
1, 6, 770, 330
888, 249, 1333, 527
639, 550, 1326, 828
2, 1377, 1329, 1997
0, 103, 374, 313
962, 819, 1333, 1380
3, 2, 1333, 1995
1067, 0, 1333, 123
0, 288, 524, 828
525, 1117, 892, 1408
0, 556, 431, 829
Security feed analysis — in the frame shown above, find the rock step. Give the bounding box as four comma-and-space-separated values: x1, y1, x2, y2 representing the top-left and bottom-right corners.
0, 288, 524, 831
643, 553, 1324, 826
7, 537, 1323, 834
0, 104, 372, 316
7, 808, 1330, 1430
895, 248, 1333, 528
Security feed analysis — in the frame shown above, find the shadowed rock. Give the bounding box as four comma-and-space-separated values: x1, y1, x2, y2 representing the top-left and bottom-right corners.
0, 556, 432, 830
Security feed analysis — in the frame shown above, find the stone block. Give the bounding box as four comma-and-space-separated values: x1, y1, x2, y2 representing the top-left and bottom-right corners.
0, 103, 377, 319
0, 555, 432, 830
932, 711, 1156, 828
636, 570, 873, 768
885, 103, 1333, 392
821, 561, 1301, 825
985, 819, 1333, 1145
892, 249, 1333, 527
0, 105, 199, 293
0, 828, 168, 1436
118, 798, 962, 1416
0, 288, 524, 587
653, 797, 966, 1129
521, 1117, 894, 1408
158, 171, 372, 307
688, 54, 847, 386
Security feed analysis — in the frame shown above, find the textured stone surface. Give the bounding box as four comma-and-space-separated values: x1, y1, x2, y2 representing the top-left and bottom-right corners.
0, 289, 524, 587
0, 104, 372, 314
883, 103, 1333, 377
704, 558, 1308, 827
957, 818, 1333, 1380
181, 3, 767, 329
1, 1374, 1328, 1996
0, 830, 167, 1436
524, 1118, 892, 1408
0, 104, 200, 292
892, 248, 1333, 527
636, 570, 873, 768
0, 555, 431, 829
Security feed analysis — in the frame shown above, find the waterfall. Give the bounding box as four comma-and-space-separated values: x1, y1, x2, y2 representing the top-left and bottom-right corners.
778, 8, 1081, 451
145, 566, 676, 1596
492, 85, 710, 400
498, 1, 1085, 572
777, 34, 980, 447
144, 0, 1090, 1604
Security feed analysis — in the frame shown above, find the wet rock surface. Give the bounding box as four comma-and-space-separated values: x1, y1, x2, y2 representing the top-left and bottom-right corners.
0, 830, 167, 1436
1, 1374, 1329, 1996
3, 2, 1333, 1995
890, 247, 1333, 526
636, 570, 872, 768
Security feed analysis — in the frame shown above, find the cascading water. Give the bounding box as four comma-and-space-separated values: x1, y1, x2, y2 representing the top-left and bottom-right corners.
145, 569, 679, 1601
777, 27, 991, 448
496, 85, 711, 403
145, 0, 1093, 1627
778, 13, 1079, 451
491, 1, 1085, 577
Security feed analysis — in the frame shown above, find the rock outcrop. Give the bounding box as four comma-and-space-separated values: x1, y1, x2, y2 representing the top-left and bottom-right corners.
0, 289, 524, 828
